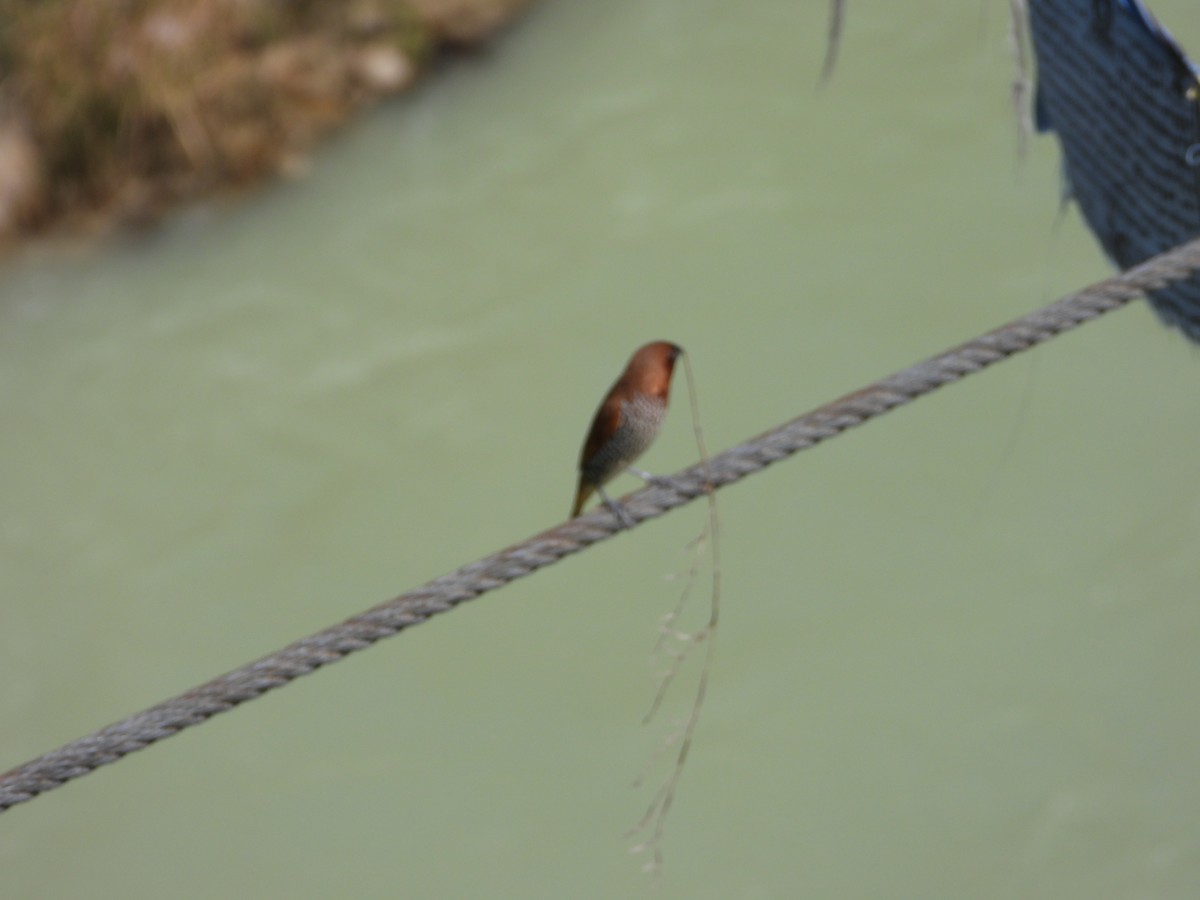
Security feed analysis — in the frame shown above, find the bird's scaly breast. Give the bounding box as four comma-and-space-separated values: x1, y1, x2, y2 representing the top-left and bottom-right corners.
581, 394, 666, 485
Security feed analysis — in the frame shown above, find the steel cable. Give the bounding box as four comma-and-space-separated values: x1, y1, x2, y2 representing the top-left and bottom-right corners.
4, 235, 1200, 813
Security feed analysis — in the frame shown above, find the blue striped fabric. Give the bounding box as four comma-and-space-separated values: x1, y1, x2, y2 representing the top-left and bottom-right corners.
1030, 0, 1200, 340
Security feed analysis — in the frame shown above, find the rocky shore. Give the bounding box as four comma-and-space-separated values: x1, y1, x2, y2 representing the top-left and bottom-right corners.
0, 0, 534, 249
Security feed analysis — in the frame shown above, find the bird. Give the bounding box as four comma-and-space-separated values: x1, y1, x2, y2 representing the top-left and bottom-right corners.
571, 340, 683, 525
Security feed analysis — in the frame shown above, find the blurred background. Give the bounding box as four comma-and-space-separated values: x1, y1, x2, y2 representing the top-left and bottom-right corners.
2, 1, 1199, 897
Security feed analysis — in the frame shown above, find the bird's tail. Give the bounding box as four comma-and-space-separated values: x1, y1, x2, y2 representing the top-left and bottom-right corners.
570, 482, 594, 518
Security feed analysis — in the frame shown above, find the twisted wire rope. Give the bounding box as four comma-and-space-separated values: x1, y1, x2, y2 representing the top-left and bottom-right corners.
4, 236, 1200, 812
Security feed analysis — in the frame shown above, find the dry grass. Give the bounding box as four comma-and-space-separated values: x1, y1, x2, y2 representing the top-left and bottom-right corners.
0, 0, 532, 244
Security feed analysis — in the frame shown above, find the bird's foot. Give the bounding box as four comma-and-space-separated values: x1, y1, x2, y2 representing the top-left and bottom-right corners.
598, 488, 636, 529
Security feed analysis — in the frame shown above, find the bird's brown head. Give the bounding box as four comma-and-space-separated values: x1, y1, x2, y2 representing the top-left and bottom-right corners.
621, 340, 683, 400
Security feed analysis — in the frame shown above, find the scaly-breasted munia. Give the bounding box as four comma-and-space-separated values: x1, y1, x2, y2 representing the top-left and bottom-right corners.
571, 340, 683, 522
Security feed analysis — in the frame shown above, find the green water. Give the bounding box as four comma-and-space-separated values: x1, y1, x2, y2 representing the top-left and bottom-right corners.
3, 1, 1200, 897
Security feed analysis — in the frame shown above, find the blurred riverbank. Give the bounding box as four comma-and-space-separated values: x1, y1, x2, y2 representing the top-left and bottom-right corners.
0, 0, 533, 251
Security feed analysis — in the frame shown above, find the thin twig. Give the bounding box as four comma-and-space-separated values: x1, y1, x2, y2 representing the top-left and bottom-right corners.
628, 352, 722, 874
819, 0, 846, 84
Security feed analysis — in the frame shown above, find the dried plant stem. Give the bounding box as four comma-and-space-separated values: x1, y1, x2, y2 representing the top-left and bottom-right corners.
628, 352, 722, 874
